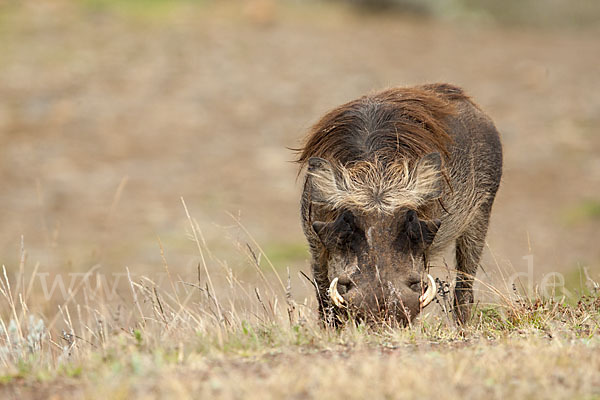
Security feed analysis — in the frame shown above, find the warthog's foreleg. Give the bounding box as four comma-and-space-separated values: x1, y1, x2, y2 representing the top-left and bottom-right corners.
312, 259, 335, 325
454, 209, 491, 324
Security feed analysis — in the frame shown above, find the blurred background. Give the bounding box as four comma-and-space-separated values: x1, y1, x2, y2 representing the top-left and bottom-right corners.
0, 0, 599, 311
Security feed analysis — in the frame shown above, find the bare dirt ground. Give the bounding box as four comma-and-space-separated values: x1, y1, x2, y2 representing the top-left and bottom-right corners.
0, 1, 599, 398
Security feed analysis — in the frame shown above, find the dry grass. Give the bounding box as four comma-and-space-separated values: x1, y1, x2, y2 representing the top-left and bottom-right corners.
0, 205, 599, 399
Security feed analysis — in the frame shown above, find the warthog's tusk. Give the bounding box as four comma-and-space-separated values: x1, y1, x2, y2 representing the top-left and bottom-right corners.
328, 277, 346, 308
419, 274, 437, 308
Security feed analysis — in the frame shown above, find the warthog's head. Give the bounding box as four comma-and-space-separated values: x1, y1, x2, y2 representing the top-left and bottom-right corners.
308, 153, 444, 324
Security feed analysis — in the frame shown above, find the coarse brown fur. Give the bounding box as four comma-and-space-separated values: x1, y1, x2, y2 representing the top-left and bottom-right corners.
297, 83, 466, 167
296, 83, 502, 325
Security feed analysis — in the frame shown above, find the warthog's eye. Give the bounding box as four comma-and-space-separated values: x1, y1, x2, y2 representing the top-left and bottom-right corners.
397, 210, 441, 253
312, 210, 365, 252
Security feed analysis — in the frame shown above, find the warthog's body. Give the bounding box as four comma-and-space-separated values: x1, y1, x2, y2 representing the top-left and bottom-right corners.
297, 83, 502, 325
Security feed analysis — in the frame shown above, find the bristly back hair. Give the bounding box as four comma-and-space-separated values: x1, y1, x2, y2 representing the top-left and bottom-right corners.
296, 83, 469, 213
296, 83, 468, 168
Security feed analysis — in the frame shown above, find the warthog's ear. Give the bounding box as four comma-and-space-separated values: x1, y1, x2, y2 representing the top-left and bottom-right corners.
415, 152, 443, 200
307, 157, 340, 203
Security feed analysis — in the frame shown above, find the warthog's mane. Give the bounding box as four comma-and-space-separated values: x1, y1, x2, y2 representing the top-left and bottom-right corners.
307, 157, 443, 214
296, 83, 468, 213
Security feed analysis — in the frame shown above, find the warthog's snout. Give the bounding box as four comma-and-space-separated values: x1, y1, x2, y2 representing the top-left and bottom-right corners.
328, 274, 437, 321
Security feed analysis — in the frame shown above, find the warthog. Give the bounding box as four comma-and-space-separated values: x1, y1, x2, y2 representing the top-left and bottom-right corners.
297, 83, 502, 325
